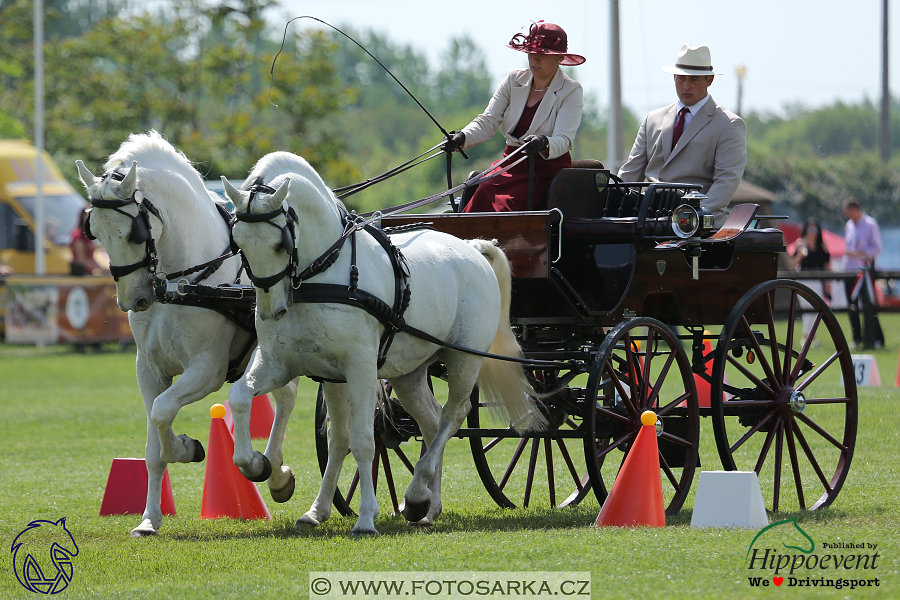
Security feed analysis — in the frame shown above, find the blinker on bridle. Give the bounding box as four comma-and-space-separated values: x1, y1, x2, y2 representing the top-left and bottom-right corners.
233, 184, 299, 293
85, 169, 163, 281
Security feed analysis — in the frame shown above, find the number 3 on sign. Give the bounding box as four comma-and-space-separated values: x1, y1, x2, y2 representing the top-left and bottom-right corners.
843, 355, 880, 387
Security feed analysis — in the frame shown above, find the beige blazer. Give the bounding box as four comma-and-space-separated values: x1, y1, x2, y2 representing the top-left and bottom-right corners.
460, 68, 584, 160
618, 96, 747, 227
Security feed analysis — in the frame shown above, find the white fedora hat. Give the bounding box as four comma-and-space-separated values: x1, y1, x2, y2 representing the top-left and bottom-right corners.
662, 44, 722, 76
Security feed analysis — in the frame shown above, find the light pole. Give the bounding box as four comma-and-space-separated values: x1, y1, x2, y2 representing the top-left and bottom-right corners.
735, 64, 746, 117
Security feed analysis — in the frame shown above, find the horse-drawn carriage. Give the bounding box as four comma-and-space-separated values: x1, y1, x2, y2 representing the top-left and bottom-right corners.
313, 165, 857, 520
78, 134, 856, 536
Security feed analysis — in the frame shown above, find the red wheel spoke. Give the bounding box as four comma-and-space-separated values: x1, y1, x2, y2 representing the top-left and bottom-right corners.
498, 438, 528, 491
790, 313, 823, 382
782, 291, 799, 379
483, 432, 511, 454
752, 416, 779, 473
726, 341, 775, 397
380, 446, 401, 515
593, 432, 634, 462
544, 438, 556, 507
647, 350, 677, 408
604, 362, 636, 417
659, 450, 680, 490
772, 419, 785, 512
624, 333, 642, 407
346, 470, 360, 504
658, 391, 692, 416
796, 412, 849, 452
556, 439, 584, 492
795, 351, 841, 393
793, 422, 835, 492
393, 446, 416, 474
784, 419, 807, 510
763, 292, 785, 385
741, 314, 778, 387
372, 447, 381, 494
730, 409, 777, 454
594, 404, 632, 425
659, 430, 693, 448
804, 396, 853, 405
523, 439, 540, 507
639, 328, 656, 405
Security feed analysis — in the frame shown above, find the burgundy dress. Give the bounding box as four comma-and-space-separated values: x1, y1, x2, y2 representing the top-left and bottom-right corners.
463, 102, 572, 213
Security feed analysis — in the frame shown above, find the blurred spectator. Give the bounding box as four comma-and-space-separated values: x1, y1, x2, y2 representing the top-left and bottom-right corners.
842, 198, 884, 349
70, 209, 106, 276
792, 218, 831, 347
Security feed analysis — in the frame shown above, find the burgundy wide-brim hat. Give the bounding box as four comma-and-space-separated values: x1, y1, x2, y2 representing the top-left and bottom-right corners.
508, 21, 585, 66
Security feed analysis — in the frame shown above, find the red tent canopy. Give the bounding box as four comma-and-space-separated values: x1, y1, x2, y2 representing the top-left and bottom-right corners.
779, 222, 845, 258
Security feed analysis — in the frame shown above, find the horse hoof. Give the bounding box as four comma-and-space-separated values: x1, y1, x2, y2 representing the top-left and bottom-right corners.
270, 472, 295, 503
295, 514, 321, 527
129, 520, 159, 537
243, 453, 272, 483
350, 528, 379, 537
401, 498, 430, 524
192, 440, 206, 463
407, 518, 434, 528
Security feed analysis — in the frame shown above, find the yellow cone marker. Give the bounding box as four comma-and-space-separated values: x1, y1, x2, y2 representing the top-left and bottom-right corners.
210, 404, 226, 419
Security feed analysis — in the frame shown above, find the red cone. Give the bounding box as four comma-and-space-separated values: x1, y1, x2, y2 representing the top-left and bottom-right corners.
99, 457, 176, 516
225, 395, 275, 439
595, 411, 666, 527
201, 405, 271, 520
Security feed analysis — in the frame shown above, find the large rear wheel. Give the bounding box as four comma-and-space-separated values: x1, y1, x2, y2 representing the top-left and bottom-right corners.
710, 280, 857, 511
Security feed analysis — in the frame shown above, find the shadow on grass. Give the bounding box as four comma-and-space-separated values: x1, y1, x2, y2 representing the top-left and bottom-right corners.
161, 505, 602, 542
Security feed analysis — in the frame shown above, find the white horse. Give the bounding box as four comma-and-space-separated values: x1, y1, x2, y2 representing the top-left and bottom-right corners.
75, 132, 298, 537
223, 151, 544, 535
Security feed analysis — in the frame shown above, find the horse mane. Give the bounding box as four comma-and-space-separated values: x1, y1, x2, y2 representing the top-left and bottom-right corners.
103, 130, 212, 206
243, 151, 345, 212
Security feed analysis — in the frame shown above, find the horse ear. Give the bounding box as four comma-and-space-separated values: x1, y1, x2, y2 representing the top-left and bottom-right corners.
270, 178, 290, 207
120, 161, 138, 198
222, 176, 247, 211
75, 160, 98, 188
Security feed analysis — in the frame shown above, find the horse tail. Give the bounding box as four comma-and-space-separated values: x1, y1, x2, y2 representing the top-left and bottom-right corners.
467, 239, 547, 433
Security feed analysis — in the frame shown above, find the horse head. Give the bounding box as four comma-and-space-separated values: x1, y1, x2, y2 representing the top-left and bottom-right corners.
225, 176, 294, 321
76, 160, 157, 312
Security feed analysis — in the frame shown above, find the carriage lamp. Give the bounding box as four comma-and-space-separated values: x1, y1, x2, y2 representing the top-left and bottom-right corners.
671, 192, 714, 239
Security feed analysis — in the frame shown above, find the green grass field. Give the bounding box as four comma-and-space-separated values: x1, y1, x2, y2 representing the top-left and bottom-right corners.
1, 313, 899, 599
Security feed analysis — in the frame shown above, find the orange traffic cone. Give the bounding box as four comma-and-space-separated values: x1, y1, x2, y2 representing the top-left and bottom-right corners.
201, 404, 271, 520
99, 457, 176, 516
595, 411, 666, 527
224, 395, 275, 439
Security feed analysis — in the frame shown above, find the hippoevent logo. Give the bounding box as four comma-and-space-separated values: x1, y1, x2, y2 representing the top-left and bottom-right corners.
11, 518, 79, 594
745, 518, 880, 590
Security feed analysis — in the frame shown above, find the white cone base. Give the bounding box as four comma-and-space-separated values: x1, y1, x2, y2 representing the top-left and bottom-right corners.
690, 471, 769, 529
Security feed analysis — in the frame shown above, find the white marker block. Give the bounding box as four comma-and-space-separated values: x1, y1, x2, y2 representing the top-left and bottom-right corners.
840, 354, 881, 387
690, 471, 769, 529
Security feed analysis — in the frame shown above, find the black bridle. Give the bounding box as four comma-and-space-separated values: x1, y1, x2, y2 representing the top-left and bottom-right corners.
86, 171, 162, 281
233, 184, 367, 293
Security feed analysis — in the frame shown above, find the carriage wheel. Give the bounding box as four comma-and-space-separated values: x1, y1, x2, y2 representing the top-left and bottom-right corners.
314, 384, 423, 518
467, 365, 594, 509
710, 280, 857, 512
584, 317, 700, 516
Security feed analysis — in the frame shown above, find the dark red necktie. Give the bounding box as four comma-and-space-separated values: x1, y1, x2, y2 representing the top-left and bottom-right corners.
672, 107, 689, 150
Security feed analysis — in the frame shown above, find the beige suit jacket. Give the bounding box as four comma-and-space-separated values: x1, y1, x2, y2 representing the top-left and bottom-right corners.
460, 68, 584, 160
618, 96, 747, 227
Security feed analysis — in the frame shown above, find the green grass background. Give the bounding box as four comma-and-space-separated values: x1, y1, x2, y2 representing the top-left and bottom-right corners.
1, 314, 898, 599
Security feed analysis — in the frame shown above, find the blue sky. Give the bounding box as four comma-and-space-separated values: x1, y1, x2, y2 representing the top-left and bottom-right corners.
276, 0, 898, 117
